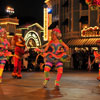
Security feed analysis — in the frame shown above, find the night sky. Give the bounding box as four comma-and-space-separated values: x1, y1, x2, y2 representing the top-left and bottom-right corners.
0, 0, 45, 26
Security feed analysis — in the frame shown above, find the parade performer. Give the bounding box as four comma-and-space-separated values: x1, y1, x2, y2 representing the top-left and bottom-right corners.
12, 36, 25, 79
94, 40, 100, 81
0, 28, 11, 83
36, 28, 69, 90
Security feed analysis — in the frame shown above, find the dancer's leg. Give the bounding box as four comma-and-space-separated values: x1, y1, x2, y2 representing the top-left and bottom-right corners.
0, 60, 6, 83
12, 57, 18, 77
55, 62, 63, 90
17, 60, 22, 78
97, 63, 100, 80
43, 62, 52, 87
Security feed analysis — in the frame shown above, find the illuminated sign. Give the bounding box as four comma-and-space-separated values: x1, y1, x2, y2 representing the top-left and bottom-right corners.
44, 7, 48, 41
81, 26, 100, 37
24, 30, 41, 47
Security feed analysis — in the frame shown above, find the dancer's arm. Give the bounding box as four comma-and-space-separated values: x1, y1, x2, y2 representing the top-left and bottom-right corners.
44, 40, 52, 52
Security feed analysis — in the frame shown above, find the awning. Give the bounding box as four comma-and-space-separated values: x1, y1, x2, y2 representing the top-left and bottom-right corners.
62, 18, 68, 25
48, 21, 58, 29
67, 38, 100, 47
79, 16, 88, 24
62, 0, 68, 7
85, 38, 100, 46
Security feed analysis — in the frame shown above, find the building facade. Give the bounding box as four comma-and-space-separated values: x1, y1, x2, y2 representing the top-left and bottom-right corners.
0, 17, 44, 48
19, 23, 44, 48
45, 0, 100, 69
0, 17, 22, 43
45, 0, 100, 39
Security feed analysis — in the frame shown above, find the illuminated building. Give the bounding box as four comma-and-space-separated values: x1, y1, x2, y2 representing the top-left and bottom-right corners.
18, 23, 44, 48
0, 17, 19, 42
0, 17, 44, 48
45, 0, 100, 69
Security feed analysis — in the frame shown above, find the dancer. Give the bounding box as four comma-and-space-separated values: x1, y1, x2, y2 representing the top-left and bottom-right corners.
12, 36, 25, 79
41, 28, 69, 90
94, 39, 100, 81
0, 28, 11, 83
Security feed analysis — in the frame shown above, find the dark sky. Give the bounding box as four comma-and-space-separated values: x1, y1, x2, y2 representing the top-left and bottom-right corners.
0, 0, 45, 26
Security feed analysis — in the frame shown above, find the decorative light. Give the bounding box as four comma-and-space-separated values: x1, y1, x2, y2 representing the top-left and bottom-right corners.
48, 8, 52, 13
24, 30, 41, 47
6, 6, 15, 15
85, 0, 100, 10
44, 5, 48, 41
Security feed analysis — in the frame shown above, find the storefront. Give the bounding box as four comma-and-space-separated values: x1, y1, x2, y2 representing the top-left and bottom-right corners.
66, 26, 100, 70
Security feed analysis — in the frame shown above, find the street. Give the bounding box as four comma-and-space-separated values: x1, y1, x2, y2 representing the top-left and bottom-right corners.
0, 71, 100, 100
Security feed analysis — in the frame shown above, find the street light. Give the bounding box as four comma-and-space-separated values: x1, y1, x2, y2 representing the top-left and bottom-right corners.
6, 6, 15, 15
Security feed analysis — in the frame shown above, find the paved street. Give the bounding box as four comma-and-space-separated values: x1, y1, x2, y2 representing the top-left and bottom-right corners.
0, 71, 100, 100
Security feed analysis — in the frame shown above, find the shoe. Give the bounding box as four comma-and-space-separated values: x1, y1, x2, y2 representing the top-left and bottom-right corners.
12, 72, 17, 78
17, 74, 22, 79
97, 76, 100, 81
43, 79, 49, 88
55, 85, 60, 91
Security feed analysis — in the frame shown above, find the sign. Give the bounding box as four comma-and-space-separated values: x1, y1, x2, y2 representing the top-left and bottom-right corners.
81, 26, 100, 37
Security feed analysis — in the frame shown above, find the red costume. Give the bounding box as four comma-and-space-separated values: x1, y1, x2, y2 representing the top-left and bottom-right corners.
12, 36, 25, 79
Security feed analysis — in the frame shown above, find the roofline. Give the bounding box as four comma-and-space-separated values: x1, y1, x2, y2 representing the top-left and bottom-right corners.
18, 23, 44, 30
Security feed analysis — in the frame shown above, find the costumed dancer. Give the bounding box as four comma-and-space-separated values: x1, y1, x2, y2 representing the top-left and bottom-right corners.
42, 28, 69, 90
94, 40, 100, 81
12, 36, 25, 79
0, 28, 11, 83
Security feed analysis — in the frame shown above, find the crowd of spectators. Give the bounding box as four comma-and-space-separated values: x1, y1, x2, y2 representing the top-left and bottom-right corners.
4, 48, 99, 72
72, 49, 98, 71
4, 48, 45, 72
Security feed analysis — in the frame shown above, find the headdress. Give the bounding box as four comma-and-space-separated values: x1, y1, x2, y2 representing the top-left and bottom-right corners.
52, 28, 62, 38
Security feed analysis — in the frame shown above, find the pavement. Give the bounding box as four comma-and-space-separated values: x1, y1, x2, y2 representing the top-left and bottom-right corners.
0, 71, 100, 100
